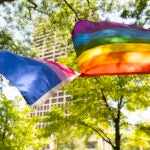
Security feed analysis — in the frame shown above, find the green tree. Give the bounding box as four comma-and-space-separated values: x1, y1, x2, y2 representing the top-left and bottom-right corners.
1, 0, 149, 56
41, 53, 150, 150
0, 0, 99, 56
123, 121, 150, 150
0, 0, 150, 150
121, 0, 150, 27
0, 0, 37, 55
0, 94, 48, 149
0, 0, 150, 49
0, 29, 36, 56
30, 1, 150, 150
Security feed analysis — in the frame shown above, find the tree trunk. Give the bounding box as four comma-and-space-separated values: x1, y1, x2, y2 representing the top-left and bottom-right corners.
114, 118, 120, 150
114, 106, 121, 150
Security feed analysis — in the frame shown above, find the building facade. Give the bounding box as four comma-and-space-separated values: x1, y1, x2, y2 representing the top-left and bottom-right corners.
31, 26, 112, 150
30, 27, 72, 150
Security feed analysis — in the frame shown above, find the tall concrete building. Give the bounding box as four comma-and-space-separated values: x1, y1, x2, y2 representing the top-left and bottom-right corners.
31, 25, 112, 150
30, 26, 72, 150
31, 27, 72, 111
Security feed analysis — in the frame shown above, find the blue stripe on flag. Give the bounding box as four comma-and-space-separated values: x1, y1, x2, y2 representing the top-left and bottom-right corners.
0, 50, 61, 105
74, 28, 150, 48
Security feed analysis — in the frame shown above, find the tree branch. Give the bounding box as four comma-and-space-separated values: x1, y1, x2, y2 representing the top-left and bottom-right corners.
86, 0, 90, 7
0, 0, 37, 6
27, 0, 51, 16
95, 77, 116, 120
118, 95, 124, 108
63, 0, 80, 20
143, 17, 150, 26
29, 6, 51, 16
79, 121, 115, 149
28, 0, 38, 9
0, 0, 14, 4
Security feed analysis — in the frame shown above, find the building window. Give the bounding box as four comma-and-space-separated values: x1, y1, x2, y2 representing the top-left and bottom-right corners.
45, 100, 49, 104
52, 93, 57, 97
86, 141, 97, 149
44, 106, 47, 110
58, 91, 64, 96
58, 98, 63, 102
52, 99, 57, 103
40, 112, 42, 116
66, 96, 71, 101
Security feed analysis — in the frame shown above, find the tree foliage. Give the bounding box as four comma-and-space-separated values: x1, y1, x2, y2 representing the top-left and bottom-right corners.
122, 121, 150, 150
0, 0, 149, 54
0, 0, 150, 150
42, 53, 150, 150
0, 94, 48, 149
0, 0, 99, 56
121, 0, 150, 27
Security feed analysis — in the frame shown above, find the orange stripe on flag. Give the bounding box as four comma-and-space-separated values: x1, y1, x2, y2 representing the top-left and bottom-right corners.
79, 51, 150, 73
81, 63, 150, 76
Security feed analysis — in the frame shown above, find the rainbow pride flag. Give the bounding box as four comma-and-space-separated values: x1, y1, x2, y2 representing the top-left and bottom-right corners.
72, 20, 150, 76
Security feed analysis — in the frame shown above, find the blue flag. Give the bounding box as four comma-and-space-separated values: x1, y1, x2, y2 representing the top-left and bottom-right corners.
0, 50, 79, 106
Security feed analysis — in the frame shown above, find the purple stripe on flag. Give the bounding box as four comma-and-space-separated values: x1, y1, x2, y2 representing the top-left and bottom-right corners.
72, 20, 150, 40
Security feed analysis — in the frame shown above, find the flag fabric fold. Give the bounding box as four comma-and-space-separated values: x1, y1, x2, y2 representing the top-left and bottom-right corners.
72, 20, 150, 76
0, 50, 79, 106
